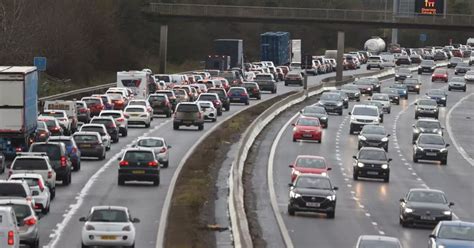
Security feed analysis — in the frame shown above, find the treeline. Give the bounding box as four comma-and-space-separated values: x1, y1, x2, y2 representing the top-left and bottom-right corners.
0, 0, 473, 83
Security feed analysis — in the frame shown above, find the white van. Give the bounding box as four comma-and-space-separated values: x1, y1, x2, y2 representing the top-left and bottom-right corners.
467, 38, 474, 46
0, 206, 20, 248
117, 71, 155, 99
43, 100, 78, 131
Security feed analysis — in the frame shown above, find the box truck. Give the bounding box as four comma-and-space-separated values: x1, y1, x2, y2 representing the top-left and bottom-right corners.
214, 39, 244, 68
0, 66, 38, 159
117, 70, 156, 99
260, 32, 291, 66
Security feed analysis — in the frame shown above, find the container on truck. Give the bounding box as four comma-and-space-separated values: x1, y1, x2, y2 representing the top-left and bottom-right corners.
205, 55, 231, 71
364, 37, 386, 54
117, 70, 156, 99
214, 39, 244, 68
260, 32, 291, 66
0, 66, 38, 159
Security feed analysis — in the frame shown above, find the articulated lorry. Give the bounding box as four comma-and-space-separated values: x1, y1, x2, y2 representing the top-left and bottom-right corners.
0, 66, 38, 159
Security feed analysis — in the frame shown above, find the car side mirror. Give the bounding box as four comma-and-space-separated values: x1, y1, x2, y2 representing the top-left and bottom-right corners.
333, 186, 338, 190
425, 93, 428, 95
388, 158, 393, 162
367, 98, 371, 101
352, 155, 357, 159
446, 144, 450, 147
291, 123, 295, 126
131, 144, 136, 148
387, 134, 391, 137
288, 164, 294, 168
79, 217, 87, 222
414, 102, 417, 105
288, 183, 293, 187
348, 112, 352, 115
412, 124, 415, 127
299, 110, 303, 113
429, 234, 436, 239
449, 202, 454, 206
327, 167, 332, 171
132, 218, 140, 223
117, 157, 121, 161
400, 198, 405, 202
168, 145, 172, 149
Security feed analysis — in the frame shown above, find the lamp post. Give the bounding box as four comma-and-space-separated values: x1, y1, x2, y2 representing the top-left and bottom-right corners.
391, 0, 399, 44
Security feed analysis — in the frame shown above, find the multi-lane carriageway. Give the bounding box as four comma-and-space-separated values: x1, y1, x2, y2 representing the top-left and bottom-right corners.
248, 66, 474, 248
2, 66, 370, 247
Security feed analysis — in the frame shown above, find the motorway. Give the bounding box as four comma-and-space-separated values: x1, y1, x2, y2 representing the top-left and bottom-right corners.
2, 67, 369, 247
248, 67, 474, 247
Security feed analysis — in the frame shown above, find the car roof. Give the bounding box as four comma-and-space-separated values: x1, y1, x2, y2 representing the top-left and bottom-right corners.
37, 116, 57, 120
91, 206, 128, 212
409, 188, 445, 194
197, 100, 214, 105
417, 118, 440, 122
137, 137, 164, 141
82, 124, 106, 128
73, 131, 100, 136
48, 136, 73, 140
359, 147, 386, 152
100, 110, 123, 114
92, 116, 114, 120
0, 198, 31, 205
296, 155, 325, 160
353, 104, 378, 109
439, 220, 474, 227
31, 141, 63, 146
124, 147, 155, 153
9, 173, 44, 179
125, 105, 147, 110
359, 235, 400, 242
297, 174, 329, 179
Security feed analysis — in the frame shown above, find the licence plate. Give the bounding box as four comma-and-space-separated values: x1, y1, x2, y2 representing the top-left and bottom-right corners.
81, 144, 91, 148
367, 171, 379, 175
303, 134, 312, 138
306, 202, 320, 207
132, 170, 145, 174
131, 114, 139, 116
101, 235, 116, 240
421, 216, 435, 220
426, 152, 437, 156
232, 97, 240, 101
183, 121, 192, 124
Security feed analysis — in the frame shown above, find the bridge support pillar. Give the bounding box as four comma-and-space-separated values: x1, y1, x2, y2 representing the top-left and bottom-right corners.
159, 24, 168, 74
336, 31, 345, 82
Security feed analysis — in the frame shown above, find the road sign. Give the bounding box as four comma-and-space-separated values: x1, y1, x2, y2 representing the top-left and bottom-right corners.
415, 0, 444, 15
420, 34, 427, 42
34, 57, 47, 71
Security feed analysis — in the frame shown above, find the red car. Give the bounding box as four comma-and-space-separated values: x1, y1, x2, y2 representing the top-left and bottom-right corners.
292, 116, 323, 142
289, 155, 332, 182
431, 69, 448, 82
81, 97, 105, 116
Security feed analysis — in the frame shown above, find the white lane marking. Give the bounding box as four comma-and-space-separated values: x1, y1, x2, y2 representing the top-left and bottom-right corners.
46, 119, 171, 248
267, 113, 299, 248
445, 93, 474, 166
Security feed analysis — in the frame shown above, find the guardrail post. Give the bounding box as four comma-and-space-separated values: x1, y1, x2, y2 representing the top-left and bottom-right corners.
159, 24, 168, 74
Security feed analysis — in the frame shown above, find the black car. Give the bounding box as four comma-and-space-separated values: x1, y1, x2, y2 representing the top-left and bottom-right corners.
412, 118, 443, 143
358, 125, 390, 151
403, 78, 421, 94
399, 188, 453, 227
242, 82, 261, 100
448, 77, 467, 92
447, 57, 463, 68
352, 80, 373, 95
395, 68, 412, 81
381, 88, 400, 105
364, 101, 385, 123
90, 116, 120, 143
207, 88, 230, 111
363, 77, 381, 93
118, 148, 160, 186
415, 99, 439, 119
395, 55, 412, 66
316, 92, 344, 115
287, 174, 338, 218
29, 142, 72, 185
330, 90, 349, 109
300, 105, 329, 128
147, 94, 172, 118
409, 54, 422, 64
418, 60, 436, 74
413, 134, 449, 165
340, 84, 361, 101
454, 62, 470, 75
352, 147, 391, 182
426, 89, 447, 107
72, 132, 106, 160
197, 93, 223, 116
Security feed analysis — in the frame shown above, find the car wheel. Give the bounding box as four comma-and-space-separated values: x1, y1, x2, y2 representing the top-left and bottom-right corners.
441, 159, 447, 165
153, 177, 160, 186
163, 161, 169, 168
42, 203, 50, 214
288, 207, 295, 216
217, 110, 222, 116
145, 122, 151, 128
106, 145, 110, 151
415, 114, 418, 119
464, 88, 467, 92
384, 175, 390, 183
338, 111, 343, 116
82, 242, 89, 248
63, 173, 71, 186
245, 101, 249, 105
113, 137, 119, 143
212, 118, 217, 122
225, 105, 230, 111
399, 218, 408, 227
284, 83, 288, 86
118, 177, 125, 186
167, 112, 172, 118
448, 87, 451, 91
173, 124, 179, 130
358, 145, 361, 150
413, 155, 418, 163
417, 91, 420, 95
74, 161, 81, 171
353, 172, 358, 180
327, 210, 335, 219
30, 239, 40, 248
367, 66, 371, 70
128, 243, 135, 248
443, 103, 447, 107
198, 124, 204, 131
380, 117, 384, 123
292, 137, 297, 142
122, 129, 128, 137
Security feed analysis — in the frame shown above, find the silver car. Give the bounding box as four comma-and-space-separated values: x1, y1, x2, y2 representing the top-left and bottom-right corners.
80, 124, 112, 151
356, 235, 403, 248
9, 173, 51, 214
370, 93, 392, 114
0, 199, 39, 247
0, 206, 20, 248
197, 100, 217, 122
134, 137, 172, 168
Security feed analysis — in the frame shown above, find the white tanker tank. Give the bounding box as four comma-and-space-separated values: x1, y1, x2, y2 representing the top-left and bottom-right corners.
364, 37, 386, 54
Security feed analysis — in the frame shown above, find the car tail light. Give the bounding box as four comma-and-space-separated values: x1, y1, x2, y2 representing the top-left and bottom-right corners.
241, 93, 248, 97
48, 171, 53, 179
116, 118, 124, 122
79, 108, 87, 113
34, 203, 41, 209
60, 156, 67, 167
85, 225, 95, 231
148, 161, 158, 167
72, 147, 77, 153
7, 231, 14, 245
198, 112, 202, 119
119, 160, 129, 166
160, 147, 167, 153
15, 147, 22, 152
24, 217, 37, 226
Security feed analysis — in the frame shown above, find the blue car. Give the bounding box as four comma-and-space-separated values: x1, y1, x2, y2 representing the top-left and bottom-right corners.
390, 84, 408, 100
429, 221, 474, 248
227, 87, 250, 105
48, 136, 81, 171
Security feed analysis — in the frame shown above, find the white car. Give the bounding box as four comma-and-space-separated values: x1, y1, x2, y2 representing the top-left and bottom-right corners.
370, 93, 392, 114
9, 152, 57, 199
39, 110, 71, 134
99, 110, 129, 137
80, 124, 112, 151
106, 87, 132, 100
9, 173, 51, 214
366, 56, 384, 70
0, 206, 20, 248
124, 105, 151, 128
128, 99, 153, 119
349, 105, 380, 135
197, 101, 217, 122
134, 137, 172, 168
80, 206, 139, 248
465, 71, 474, 82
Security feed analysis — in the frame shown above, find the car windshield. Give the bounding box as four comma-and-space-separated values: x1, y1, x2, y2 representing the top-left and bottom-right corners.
125, 107, 145, 113
31, 144, 61, 160
320, 93, 340, 101
148, 95, 166, 102
49, 139, 73, 147
296, 157, 326, 169
358, 150, 387, 160
362, 125, 385, 135
13, 158, 49, 170
83, 98, 101, 105
123, 151, 154, 162
457, 63, 469, 67
129, 101, 146, 106
89, 209, 128, 223
408, 191, 447, 204
404, 79, 419, 84
352, 107, 378, 117
397, 68, 410, 74
418, 99, 437, 106
107, 94, 123, 100
391, 84, 406, 89
302, 106, 325, 114
37, 122, 47, 130
421, 60, 435, 66
0, 185, 27, 197
419, 135, 445, 145
177, 104, 198, 112
381, 88, 398, 94
451, 77, 465, 82
341, 85, 359, 91
0, 204, 31, 222
435, 69, 447, 74
372, 94, 389, 101
354, 80, 372, 85
91, 119, 113, 127
74, 135, 98, 143
137, 139, 164, 147
81, 126, 105, 135
100, 112, 121, 118
429, 90, 444, 96
358, 240, 400, 248
11, 178, 39, 188
450, 57, 462, 62
417, 121, 441, 129
438, 225, 474, 241
297, 118, 320, 126
295, 177, 331, 190
199, 95, 216, 101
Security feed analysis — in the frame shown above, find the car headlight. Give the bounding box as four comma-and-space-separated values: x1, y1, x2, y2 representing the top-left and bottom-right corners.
381, 137, 388, 142
321, 172, 328, 177
381, 164, 388, 169
290, 191, 301, 198
440, 148, 448, 153
434, 109, 438, 112
415, 85, 420, 88
367, 87, 372, 91
442, 210, 452, 215
293, 127, 297, 132
395, 74, 399, 77
320, 116, 327, 120
417, 146, 424, 151
394, 96, 399, 99
404, 208, 413, 213
441, 97, 446, 100
294, 170, 301, 176
357, 162, 365, 167
437, 130, 442, 135
337, 102, 343, 106
326, 195, 336, 201
414, 129, 420, 133
358, 135, 367, 141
